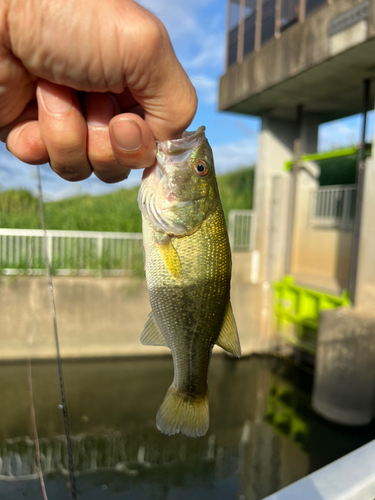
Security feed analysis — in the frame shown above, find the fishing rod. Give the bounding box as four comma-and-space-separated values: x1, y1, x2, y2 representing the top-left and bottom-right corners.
36, 165, 78, 499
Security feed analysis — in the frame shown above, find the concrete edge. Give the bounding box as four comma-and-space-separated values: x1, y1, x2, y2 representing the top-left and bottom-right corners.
262, 439, 375, 500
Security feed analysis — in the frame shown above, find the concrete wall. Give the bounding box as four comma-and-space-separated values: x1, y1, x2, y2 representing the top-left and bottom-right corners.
219, 0, 375, 120
293, 229, 352, 292
0, 275, 163, 360
291, 166, 352, 293
355, 155, 375, 314
0, 254, 267, 360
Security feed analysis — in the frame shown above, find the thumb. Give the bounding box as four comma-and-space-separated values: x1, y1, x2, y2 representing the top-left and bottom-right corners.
118, 14, 198, 141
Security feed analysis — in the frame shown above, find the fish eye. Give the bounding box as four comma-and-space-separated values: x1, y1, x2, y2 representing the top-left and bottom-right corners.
194, 160, 209, 177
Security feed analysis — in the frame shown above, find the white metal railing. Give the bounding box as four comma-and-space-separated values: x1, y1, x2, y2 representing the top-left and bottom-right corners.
1, 210, 253, 275
310, 185, 356, 231
262, 439, 375, 500
0, 229, 143, 276
228, 209, 255, 251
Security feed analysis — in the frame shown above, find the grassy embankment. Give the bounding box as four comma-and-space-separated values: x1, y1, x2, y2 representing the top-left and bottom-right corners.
0, 168, 255, 230
0, 150, 360, 230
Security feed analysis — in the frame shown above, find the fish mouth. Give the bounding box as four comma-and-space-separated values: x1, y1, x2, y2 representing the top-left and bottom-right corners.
157, 126, 206, 157
142, 161, 166, 181
143, 126, 206, 183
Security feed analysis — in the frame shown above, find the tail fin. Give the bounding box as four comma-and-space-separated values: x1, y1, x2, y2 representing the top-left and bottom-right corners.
156, 385, 209, 438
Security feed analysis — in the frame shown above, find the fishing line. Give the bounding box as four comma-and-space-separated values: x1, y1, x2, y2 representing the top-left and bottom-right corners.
36, 165, 78, 499
27, 360, 49, 500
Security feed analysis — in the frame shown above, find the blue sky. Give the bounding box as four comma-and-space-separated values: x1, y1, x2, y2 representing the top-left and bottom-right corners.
0, 0, 373, 200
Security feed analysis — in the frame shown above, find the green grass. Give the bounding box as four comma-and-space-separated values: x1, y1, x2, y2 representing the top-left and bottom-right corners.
0, 167, 255, 231
0, 190, 41, 229
0, 149, 362, 231
217, 168, 254, 222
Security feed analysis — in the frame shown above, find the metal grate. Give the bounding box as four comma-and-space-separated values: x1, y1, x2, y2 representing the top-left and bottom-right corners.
228, 210, 255, 251
310, 185, 356, 231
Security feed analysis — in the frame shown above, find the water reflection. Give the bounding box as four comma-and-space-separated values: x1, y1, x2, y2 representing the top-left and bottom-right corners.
0, 356, 374, 499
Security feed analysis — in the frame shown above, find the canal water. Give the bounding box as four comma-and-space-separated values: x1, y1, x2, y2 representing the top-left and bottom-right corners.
0, 355, 374, 499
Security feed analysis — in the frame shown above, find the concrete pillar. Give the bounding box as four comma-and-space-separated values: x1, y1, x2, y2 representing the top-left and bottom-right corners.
254, 116, 296, 285
312, 107, 375, 425
252, 113, 319, 344
301, 112, 320, 155
312, 308, 375, 425
291, 161, 320, 279
353, 117, 375, 315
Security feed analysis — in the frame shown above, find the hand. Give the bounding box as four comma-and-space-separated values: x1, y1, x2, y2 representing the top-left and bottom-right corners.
0, 0, 197, 183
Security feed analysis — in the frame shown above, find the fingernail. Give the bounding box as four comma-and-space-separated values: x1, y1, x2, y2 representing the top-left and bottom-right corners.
87, 94, 116, 128
112, 119, 142, 151
38, 81, 73, 114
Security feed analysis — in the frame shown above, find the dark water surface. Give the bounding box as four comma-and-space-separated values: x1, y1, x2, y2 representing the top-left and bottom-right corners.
0, 355, 374, 500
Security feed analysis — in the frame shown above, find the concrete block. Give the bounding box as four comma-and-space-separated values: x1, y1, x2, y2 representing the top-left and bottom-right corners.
312, 308, 375, 425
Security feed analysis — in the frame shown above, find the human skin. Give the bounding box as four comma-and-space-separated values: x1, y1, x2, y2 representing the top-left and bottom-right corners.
0, 0, 197, 183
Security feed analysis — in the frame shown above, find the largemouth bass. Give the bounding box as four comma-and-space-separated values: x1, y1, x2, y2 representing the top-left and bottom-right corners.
138, 126, 241, 438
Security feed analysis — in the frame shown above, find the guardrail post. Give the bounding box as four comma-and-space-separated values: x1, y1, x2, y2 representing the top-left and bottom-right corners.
47, 234, 53, 270
98, 235, 103, 277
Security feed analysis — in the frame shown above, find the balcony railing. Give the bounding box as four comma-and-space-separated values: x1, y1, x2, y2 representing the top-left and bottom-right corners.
310, 185, 356, 231
226, 0, 327, 67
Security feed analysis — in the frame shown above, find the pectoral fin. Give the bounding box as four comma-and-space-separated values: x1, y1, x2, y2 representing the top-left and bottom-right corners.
140, 312, 168, 347
216, 302, 241, 358
155, 234, 181, 278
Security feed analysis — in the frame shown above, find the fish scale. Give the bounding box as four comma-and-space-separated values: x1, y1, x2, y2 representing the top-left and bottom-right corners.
138, 127, 241, 437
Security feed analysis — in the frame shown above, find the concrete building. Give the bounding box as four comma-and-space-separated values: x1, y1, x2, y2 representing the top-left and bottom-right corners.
219, 0, 375, 424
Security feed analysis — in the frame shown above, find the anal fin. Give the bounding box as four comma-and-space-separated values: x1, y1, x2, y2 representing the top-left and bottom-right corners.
140, 312, 168, 347
216, 301, 241, 358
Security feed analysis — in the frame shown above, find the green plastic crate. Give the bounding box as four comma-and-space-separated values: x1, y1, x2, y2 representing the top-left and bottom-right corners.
274, 276, 351, 354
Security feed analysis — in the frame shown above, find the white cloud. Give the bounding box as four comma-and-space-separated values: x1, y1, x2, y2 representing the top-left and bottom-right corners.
138, 0, 225, 72
212, 138, 257, 174
138, 0, 203, 40
1, 136, 256, 202
39, 167, 143, 202
138, 0, 217, 39
190, 75, 218, 105
318, 121, 359, 152
0, 143, 142, 201
183, 32, 224, 72
318, 112, 374, 152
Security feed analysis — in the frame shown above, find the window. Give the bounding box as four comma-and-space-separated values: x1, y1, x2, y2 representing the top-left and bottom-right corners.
228, 0, 241, 67
261, 0, 276, 45
244, 0, 257, 56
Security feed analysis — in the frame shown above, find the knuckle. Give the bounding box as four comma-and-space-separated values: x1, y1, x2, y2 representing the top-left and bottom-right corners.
114, 149, 155, 170
138, 15, 167, 57
47, 133, 81, 152
22, 135, 47, 162
88, 147, 116, 170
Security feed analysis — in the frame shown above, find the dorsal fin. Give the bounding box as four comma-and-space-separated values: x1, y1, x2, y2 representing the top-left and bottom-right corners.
216, 302, 241, 358
140, 312, 168, 347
